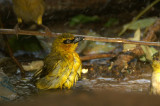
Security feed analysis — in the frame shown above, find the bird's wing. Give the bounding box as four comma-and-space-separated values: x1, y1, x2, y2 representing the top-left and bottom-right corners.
32, 54, 61, 79
35, 53, 75, 89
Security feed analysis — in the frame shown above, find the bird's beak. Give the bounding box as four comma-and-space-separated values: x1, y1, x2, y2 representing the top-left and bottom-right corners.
72, 36, 84, 43
63, 36, 84, 44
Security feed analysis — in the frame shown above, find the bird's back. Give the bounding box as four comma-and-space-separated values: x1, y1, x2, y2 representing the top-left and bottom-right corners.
12, 0, 45, 23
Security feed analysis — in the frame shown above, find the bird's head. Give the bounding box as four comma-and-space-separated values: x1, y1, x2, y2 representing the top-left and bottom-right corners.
152, 54, 160, 72
52, 33, 84, 53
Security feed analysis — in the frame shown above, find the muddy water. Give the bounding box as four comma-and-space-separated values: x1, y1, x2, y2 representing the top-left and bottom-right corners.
76, 76, 150, 93
7, 70, 151, 102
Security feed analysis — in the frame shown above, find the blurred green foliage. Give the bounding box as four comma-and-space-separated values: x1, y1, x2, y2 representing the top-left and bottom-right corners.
104, 18, 119, 27
69, 14, 99, 27
8, 35, 43, 52
123, 17, 157, 30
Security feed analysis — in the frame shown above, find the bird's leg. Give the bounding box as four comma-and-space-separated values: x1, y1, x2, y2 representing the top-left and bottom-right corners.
37, 16, 42, 25
37, 15, 52, 37
14, 24, 21, 38
14, 18, 23, 38
14, 23, 20, 38
17, 17, 22, 23
39, 24, 52, 37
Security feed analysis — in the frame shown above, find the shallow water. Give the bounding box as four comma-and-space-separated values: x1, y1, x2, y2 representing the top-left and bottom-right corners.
76, 76, 150, 93
5, 70, 151, 103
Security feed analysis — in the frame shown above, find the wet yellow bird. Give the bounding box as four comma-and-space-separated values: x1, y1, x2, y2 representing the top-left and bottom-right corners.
33, 33, 84, 89
150, 54, 160, 95
12, 0, 45, 25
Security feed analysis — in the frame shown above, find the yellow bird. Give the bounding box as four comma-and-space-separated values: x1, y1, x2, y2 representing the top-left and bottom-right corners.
33, 33, 84, 89
12, 0, 45, 25
150, 54, 160, 95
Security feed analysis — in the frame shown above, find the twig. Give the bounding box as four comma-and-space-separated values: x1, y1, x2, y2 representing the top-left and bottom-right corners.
80, 53, 116, 61
83, 36, 159, 46
144, 19, 160, 41
0, 28, 160, 47
2, 35, 25, 77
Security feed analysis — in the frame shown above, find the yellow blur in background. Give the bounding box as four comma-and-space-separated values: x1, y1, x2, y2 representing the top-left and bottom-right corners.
150, 54, 160, 95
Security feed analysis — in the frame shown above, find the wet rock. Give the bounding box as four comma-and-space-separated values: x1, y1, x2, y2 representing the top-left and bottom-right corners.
22, 60, 44, 71
77, 32, 116, 55
0, 57, 18, 76
0, 69, 17, 101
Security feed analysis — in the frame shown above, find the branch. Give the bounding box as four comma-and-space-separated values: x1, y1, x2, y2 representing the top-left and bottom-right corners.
2, 35, 25, 77
80, 53, 116, 61
0, 28, 160, 47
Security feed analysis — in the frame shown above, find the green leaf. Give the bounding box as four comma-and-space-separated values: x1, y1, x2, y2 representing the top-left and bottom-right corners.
124, 17, 157, 30
119, 17, 157, 36
141, 46, 158, 61
123, 28, 141, 51
139, 56, 147, 62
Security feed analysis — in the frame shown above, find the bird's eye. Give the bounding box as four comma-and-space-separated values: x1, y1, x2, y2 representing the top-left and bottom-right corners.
63, 39, 73, 44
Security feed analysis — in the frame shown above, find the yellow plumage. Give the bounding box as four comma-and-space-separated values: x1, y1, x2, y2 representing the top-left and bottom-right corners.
34, 33, 83, 89
12, 0, 45, 25
150, 56, 160, 95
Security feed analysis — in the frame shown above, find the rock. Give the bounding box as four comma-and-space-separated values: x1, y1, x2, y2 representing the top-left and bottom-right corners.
0, 69, 17, 101
22, 60, 44, 71
0, 57, 18, 76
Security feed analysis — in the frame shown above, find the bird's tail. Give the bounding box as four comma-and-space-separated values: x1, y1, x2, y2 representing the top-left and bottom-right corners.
30, 68, 43, 83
